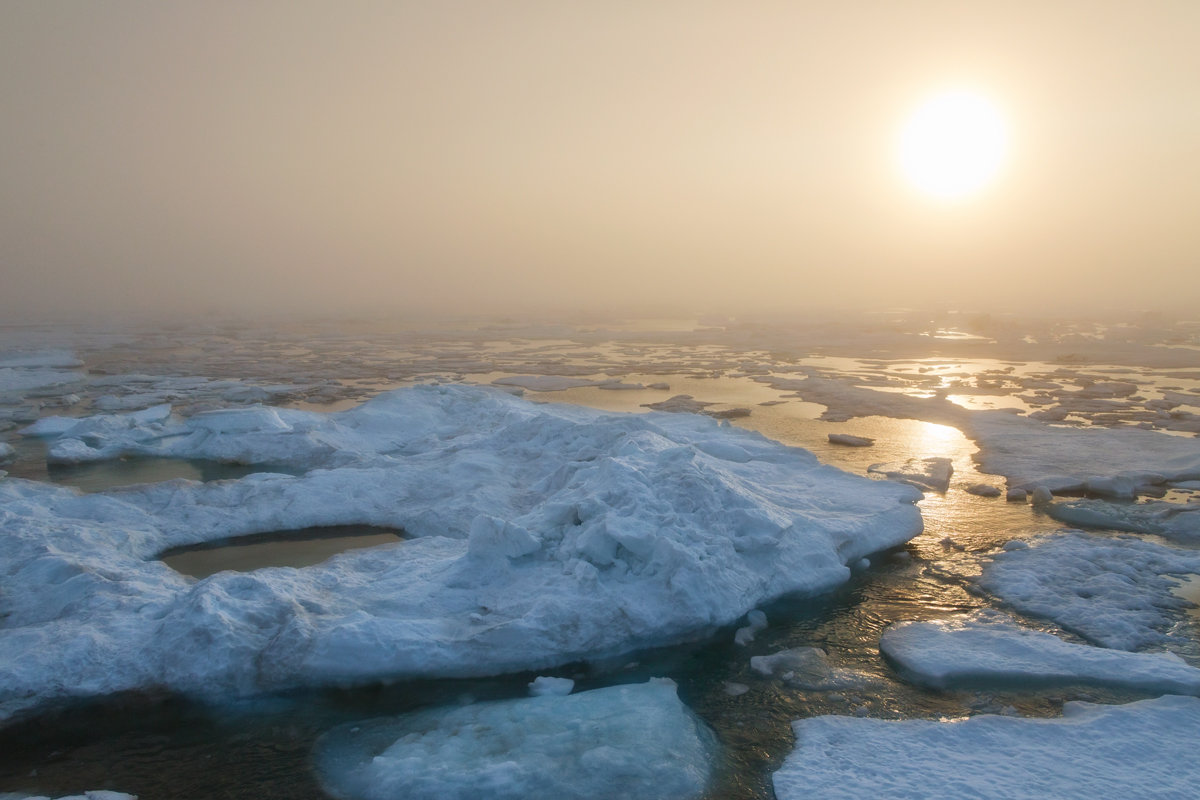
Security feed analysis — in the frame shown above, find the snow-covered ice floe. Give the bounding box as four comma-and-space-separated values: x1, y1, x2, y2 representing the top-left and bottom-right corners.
978, 532, 1200, 650
881, 612, 1200, 694
1045, 498, 1200, 542
968, 412, 1200, 495
313, 679, 714, 800
0, 385, 922, 721
773, 695, 1200, 800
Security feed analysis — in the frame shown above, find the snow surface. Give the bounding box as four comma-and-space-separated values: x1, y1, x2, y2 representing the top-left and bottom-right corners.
0, 385, 921, 721
314, 679, 715, 800
881, 612, 1200, 694
978, 532, 1200, 650
774, 695, 1200, 800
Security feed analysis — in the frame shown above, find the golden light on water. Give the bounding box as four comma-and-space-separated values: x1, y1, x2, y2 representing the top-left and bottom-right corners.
898, 90, 1009, 200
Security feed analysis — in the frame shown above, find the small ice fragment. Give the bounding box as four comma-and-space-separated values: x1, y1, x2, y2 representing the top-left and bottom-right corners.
965, 483, 1002, 497
734, 609, 769, 645
828, 433, 875, 447
528, 676, 575, 697
723, 682, 750, 696
1006, 488, 1028, 502
1031, 486, 1054, 505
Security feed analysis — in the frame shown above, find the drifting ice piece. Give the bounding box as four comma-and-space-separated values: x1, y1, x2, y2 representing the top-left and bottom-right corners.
881, 613, 1200, 694
868, 457, 953, 492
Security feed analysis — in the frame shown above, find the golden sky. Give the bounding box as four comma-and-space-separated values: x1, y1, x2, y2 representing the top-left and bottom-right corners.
2, 1, 1197, 320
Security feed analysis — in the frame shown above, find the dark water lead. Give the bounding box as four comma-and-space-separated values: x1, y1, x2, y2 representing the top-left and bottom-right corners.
159, 525, 407, 578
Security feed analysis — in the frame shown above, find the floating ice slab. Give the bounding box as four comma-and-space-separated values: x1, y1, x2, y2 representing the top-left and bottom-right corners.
314, 679, 715, 800
774, 695, 1200, 800
1045, 498, 1200, 542
0, 385, 921, 720
978, 532, 1200, 650
827, 433, 874, 447
970, 412, 1200, 494
868, 456, 953, 493
881, 612, 1200, 694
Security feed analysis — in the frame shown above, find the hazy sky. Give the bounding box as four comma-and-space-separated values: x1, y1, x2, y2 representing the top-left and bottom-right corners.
2, 1, 1198, 321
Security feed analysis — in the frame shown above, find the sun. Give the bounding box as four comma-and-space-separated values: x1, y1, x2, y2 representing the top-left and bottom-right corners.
898, 90, 1009, 200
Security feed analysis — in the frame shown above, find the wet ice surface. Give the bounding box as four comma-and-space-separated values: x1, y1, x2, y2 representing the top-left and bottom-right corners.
1, 311, 1199, 799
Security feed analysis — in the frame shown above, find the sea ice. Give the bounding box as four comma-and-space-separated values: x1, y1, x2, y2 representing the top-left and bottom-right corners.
867, 457, 953, 493
313, 679, 715, 800
749, 647, 863, 691
0, 385, 922, 720
528, 676, 574, 697
969, 412, 1200, 494
977, 532, 1200, 650
490, 376, 599, 392
827, 433, 874, 447
1044, 498, 1200, 542
881, 612, 1200, 694
774, 695, 1200, 800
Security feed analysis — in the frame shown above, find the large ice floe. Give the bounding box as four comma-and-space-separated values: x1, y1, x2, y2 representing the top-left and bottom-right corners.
0, 385, 922, 721
773, 695, 1200, 799
314, 679, 715, 800
881, 612, 1200, 694
977, 532, 1200, 650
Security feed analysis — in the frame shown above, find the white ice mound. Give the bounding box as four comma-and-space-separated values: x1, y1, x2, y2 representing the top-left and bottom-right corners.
0, 385, 922, 720
978, 532, 1200, 650
774, 695, 1200, 800
314, 679, 715, 800
881, 612, 1200, 694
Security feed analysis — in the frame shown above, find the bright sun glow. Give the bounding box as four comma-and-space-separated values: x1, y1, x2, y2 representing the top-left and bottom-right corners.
898, 90, 1009, 200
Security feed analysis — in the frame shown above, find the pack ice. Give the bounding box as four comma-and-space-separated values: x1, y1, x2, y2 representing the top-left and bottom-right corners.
0, 385, 922, 721
774, 695, 1200, 800
314, 679, 715, 800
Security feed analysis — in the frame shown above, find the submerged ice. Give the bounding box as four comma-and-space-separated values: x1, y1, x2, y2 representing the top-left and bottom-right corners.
314, 679, 715, 800
0, 385, 922, 720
